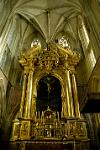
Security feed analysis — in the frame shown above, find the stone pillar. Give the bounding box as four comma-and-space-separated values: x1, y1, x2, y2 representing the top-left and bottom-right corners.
19, 71, 27, 118
66, 70, 74, 117
71, 73, 80, 118
24, 69, 34, 118
0, 18, 12, 62
81, 1, 100, 54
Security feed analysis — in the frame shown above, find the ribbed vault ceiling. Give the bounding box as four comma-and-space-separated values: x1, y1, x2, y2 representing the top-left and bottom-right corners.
10, 0, 83, 46
0, 0, 85, 56
15, 0, 81, 39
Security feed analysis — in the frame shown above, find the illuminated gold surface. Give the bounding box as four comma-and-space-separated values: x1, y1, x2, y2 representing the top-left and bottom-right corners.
11, 43, 88, 142
24, 69, 33, 118
65, 80, 71, 117
71, 73, 80, 118
66, 70, 74, 117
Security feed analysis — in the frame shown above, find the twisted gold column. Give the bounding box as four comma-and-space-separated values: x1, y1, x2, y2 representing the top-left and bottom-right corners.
66, 70, 74, 117
24, 69, 34, 118
71, 73, 80, 118
19, 72, 27, 118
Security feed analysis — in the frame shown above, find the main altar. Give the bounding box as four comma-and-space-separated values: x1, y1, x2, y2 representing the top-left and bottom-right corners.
9, 43, 89, 150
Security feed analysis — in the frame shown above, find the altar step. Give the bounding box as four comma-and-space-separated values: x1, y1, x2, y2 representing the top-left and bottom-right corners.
8, 140, 89, 150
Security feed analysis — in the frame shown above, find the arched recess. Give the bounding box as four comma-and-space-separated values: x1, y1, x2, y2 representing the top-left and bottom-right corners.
36, 75, 62, 112
32, 72, 65, 119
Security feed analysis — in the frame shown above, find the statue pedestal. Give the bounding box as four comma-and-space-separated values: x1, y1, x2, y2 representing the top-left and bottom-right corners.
11, 118, 34, 141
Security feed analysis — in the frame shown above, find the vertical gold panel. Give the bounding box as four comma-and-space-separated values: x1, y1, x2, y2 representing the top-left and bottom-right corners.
19, 73, 27, 118
31, 80, 37, 119
20, 121, 31, 140
31, 96, 36, 120
64, 70, 71, 117
24, 70, 33, 118
71, 73, 80, 118
66, 83, 71, 117
66, 70, 74, 117
62, 96, 68, 118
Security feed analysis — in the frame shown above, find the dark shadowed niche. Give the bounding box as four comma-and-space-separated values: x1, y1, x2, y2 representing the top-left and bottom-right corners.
36, 75, 62, 114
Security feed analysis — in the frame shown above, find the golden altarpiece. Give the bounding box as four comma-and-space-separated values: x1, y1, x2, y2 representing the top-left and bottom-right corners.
10, 43, 89, 149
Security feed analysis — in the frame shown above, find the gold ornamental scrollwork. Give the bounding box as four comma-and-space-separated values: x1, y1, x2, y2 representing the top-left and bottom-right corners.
19, 45, 41, 69
10, 43, 89, 143
19, 43, 80, 73
38, 49, 59, 71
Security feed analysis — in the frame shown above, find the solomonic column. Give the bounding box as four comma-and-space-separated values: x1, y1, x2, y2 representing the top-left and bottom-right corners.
71, 73, 80, 118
